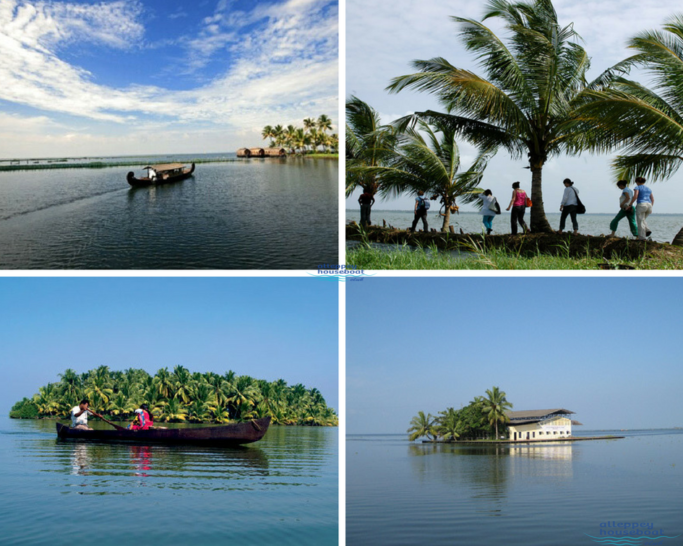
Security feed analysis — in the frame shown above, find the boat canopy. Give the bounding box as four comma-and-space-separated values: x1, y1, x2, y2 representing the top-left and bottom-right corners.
144, 163, 186, 172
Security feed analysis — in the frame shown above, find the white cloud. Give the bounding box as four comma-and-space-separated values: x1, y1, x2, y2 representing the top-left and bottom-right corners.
0, 0, 338, 135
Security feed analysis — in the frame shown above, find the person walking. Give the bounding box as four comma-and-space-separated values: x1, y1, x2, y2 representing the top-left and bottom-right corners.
609, 180, 638, 238
558, 178, 579, 235
358, 190, 375, 227
479, 189, 498, 234
629, 176, 654, 240
506, 182, 528, 235
410, 191, 429, 232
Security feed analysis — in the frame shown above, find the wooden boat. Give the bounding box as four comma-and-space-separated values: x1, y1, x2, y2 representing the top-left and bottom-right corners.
56, 417, 270, 446
126, 162, 195, 187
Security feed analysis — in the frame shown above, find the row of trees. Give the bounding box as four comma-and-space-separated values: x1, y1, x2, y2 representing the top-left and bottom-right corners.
347, 0, 683, 243
9, 365, 338, 427
262, 115, 338, 154
407, 387, 513, 442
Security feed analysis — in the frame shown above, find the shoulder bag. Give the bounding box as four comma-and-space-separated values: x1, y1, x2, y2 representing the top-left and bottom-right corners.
572, 187, 586, 214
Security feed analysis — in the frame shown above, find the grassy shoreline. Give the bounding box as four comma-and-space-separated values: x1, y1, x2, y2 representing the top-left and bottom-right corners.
347, 224, 683, 269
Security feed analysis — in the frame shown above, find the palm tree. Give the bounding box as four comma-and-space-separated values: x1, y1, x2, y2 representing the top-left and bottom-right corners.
261, 125, 274, 142
159, 398, 188, 422
364, 118, 493, 231
481, 386, 513, 439
407, 411, 437, 441
317, 114, 332, 134
303, 117, 316, 132
436, 408, 463, 442
387, 0, 608, 233
574, 16, 683, 245
346, 96, 398, 199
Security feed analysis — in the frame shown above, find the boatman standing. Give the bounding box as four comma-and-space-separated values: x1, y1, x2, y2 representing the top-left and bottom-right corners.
70, 399, 94, 430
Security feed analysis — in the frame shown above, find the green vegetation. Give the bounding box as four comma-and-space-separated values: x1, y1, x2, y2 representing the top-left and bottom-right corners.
408, 387, 512, 442
10, 398, 39, 419
347, 0, 683, 241
357, 117, 492, 232
262, 115, 338, 154
10, 366, 338, 426
305, 153, 339, 158
347, 225, 683, 269
0, 157, 239, 172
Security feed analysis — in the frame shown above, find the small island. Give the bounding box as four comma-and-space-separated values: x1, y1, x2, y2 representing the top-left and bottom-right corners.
408, 387, 621, 443
10, 365, 338, 427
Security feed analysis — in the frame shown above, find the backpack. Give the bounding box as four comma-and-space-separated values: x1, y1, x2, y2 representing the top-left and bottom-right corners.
419, 197, 430, 210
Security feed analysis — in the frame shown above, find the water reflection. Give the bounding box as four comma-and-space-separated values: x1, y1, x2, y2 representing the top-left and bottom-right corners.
407, 442, 577, 515
44, 439, 270, 493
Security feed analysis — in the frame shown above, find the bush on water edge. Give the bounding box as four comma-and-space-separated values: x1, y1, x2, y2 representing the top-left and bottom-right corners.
10, 398, 39, 419
347, 242, 683, 270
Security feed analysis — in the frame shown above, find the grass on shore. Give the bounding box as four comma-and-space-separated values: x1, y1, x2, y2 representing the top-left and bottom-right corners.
347, 240, 683, 270
304, 152, 338, 158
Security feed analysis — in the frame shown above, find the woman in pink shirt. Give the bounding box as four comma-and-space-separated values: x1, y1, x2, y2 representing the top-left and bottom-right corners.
506, 182, 529, 235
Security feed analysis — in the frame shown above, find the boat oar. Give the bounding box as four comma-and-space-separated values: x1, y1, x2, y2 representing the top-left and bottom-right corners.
89, 410, 127, 431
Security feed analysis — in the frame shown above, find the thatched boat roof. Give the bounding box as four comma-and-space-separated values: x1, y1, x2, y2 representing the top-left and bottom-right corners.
144, 163, 186, 171
264, 147, 286, 156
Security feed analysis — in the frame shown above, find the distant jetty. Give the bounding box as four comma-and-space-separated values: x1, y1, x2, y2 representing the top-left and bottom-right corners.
422, 435, 624, 444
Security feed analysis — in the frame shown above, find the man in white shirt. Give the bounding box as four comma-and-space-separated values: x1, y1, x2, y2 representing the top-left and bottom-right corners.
558, 178, 579, 235
70, 399, 92, 430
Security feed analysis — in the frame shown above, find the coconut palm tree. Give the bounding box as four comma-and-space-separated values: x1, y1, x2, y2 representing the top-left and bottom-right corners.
159, 398, 188, 422
346, 96, 398, 199
387, 0, 610, 233
574, 15, 683, 245
262, 125, 274, 142
436, 408, 463, 442
481, 386, 513, 440
363, 118, 493, 231
407, 411, 437, 441
317, 114, 332, 134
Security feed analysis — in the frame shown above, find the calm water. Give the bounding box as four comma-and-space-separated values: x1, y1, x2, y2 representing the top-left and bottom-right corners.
0, 417, 337, 546
0, 156, 338, 269
346, 210, 683, 243
347, 430, 683, 545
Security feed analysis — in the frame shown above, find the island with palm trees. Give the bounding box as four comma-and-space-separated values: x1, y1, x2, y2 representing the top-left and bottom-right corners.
237, 115, 338, 158
407, 387, 621, 443
9, 366, 338, 427
346, 0, 683, 269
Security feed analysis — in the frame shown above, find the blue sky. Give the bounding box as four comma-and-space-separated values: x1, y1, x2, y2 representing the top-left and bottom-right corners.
347, 277, 683, 434
0, 277, 338, 413
347, 0, 683, 213
0, 0, 338, 157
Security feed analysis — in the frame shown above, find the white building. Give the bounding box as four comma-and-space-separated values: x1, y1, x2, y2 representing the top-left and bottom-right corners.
506, 409, 582, 441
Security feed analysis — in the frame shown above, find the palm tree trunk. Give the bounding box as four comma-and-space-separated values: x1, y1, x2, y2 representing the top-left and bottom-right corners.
441, 207, 451, 232
672, 227, 683, 246
529, 161, 554, 233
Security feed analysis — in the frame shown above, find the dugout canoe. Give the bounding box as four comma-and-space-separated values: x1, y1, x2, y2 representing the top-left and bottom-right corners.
56, 417, 270, 446
126, 162, 195, 187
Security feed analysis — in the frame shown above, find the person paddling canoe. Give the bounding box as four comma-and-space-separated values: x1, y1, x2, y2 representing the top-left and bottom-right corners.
70, 399, 104, 430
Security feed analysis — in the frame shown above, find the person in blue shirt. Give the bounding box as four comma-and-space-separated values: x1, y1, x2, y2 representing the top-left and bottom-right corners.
609, 180, 638, 238
410, 191, 429, 232
628, 177, 654, 240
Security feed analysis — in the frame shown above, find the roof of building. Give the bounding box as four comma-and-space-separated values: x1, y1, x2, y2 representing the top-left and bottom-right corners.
571, 420, 583, 426
144, 163, 186, 171
507, 419, 541, 426
506, 409, 575, 420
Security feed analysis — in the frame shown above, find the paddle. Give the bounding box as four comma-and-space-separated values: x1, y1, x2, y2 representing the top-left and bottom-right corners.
88, 409, 127, 431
